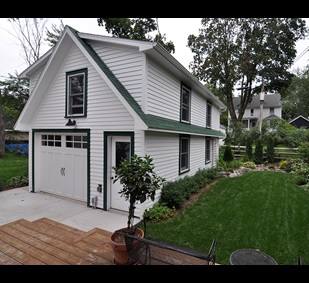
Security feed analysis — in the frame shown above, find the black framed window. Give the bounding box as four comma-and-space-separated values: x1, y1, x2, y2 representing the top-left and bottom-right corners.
179, 135, 190, 174
66, 69, 87, 117
180, 84, 191, 123
205, 137, 211, 163
206, 101, 212, 128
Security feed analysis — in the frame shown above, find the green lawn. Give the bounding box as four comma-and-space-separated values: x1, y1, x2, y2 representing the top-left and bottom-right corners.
0, 153, 28, 189
145, 171, 309, 265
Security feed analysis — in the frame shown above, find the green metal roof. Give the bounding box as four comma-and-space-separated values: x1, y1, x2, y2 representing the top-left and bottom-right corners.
68, 26, 223, 138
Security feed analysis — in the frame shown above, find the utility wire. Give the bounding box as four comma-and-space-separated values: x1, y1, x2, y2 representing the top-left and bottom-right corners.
294, 44, 309, 63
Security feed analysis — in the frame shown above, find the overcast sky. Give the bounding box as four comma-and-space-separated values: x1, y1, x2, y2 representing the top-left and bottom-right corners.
0, 18, 308, 79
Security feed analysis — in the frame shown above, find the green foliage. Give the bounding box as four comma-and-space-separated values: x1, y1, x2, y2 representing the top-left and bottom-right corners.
266, 135, 275, 163
6, 174, 28, 187
45, 19, 65, 47
279, 160, 288, 170
97, 18, 175, 54
187, 18, 307, 125
160, 168, 219, 209
282, 65, 309, 121
146, 171, 309, 265
227, 122, 247, 146
245, 137, 253, 160
254, 139, 264, 164
113, 154, 165, 231
0, 153, 28, 189
0, 73, 29, 129
223, 144, 234, 162
298, 142, 309, 163
243, 161, 256, 169
143, 203, 175, 223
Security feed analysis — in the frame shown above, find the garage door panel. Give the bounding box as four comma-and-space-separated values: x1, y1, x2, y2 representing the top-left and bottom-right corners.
37, 133, 88, 203
72, 154, 87, 201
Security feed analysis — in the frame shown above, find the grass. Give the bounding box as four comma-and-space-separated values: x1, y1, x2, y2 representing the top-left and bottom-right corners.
145, 171, 309, 265
0, 153, 28, 190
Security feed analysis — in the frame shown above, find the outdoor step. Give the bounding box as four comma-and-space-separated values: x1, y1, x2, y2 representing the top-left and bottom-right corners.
10, 219, 111, 265
33, 217, 86, 236
0, 227, 67, 265
0, 218, 115, 265
31, 217, 86, 244
0, 238, 42, 265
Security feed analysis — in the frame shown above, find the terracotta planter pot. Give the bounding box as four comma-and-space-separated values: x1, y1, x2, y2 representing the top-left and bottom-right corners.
110, 227, 144, 265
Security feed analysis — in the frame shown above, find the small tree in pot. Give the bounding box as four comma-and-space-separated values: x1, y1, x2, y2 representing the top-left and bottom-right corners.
110, 154, 165, 264
113, 154, 165, 232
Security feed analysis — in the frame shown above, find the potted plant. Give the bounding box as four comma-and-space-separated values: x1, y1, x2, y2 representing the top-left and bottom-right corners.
109, 154, 165, 265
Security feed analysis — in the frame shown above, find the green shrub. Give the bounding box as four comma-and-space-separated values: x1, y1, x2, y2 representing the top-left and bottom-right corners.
6, 174, 28, 187
245, 137, 253, 160
298, 142, 309, 163
160, 168, 220, 209
279, 160, 288, 170
254, 139, 264, 164
160, 180, 187, 209
266, 135, 275, 163
223, 145, 234, 162
143, 203, 175, 223
243, 161, 256, 169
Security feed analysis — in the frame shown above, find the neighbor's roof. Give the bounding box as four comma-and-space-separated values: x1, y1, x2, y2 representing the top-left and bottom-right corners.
232, 93, 281, 109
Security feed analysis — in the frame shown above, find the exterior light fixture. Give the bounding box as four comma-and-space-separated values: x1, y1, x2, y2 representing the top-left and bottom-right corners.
65, 119, 76, 127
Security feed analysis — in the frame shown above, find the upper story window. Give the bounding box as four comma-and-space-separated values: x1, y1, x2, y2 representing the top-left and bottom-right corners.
270, 107, 274, 114
250, 109, 254, 116
206, 101, 212, 128
180, 83, 191, 123
66, 69, 87, 117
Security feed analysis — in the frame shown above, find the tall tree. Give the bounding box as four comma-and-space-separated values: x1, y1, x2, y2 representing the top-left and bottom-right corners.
45, 19, 65, 47
0, 73, 29, 129
97, 18, 175, 54
7, 18, 49, 66
282, 65, 309, 121
187, 18, 308, 126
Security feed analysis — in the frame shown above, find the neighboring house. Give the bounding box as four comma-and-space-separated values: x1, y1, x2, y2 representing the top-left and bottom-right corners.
289, 115, 309, 129
15, 26, 226, 218
228, 92, 282, 131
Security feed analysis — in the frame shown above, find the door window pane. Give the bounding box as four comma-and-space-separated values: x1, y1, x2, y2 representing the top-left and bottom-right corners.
115, 142, 130, 168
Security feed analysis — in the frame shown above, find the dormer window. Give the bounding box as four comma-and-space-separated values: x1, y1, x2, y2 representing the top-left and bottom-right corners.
66, 69, 87, 117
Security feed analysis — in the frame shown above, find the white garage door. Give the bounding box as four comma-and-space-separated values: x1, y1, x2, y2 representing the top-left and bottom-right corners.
38, 133, 88, 202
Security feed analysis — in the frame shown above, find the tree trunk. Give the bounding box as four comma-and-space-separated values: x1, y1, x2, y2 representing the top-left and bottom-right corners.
0, 94, 5, 156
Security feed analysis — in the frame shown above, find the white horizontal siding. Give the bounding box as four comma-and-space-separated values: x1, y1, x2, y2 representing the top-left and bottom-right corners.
191, 91, 206, 127
91, 42, 144, 108
29, 69, 43, 96
147, 59, 180, 120
30, 44, 135, 209
212, 105, 221, 131
142, 132, 215, 213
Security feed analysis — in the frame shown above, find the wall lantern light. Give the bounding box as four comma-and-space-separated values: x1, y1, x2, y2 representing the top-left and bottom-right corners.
65, 119, 76, 127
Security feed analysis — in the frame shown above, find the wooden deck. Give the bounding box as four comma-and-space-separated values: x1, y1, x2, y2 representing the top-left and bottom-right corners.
0, 217, 114, 265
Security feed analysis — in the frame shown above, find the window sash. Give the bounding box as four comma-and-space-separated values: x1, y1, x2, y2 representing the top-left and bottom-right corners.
180, 136, 190, 173
181, 85, 191, 123
206, 102, 212, 128
205, 138, 211, 163
67, 71, 86, 116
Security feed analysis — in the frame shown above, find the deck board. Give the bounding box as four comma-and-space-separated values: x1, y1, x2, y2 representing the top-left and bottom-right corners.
0, 218, 114, 265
